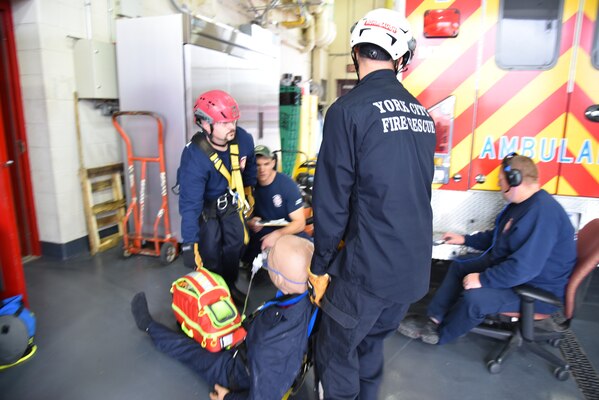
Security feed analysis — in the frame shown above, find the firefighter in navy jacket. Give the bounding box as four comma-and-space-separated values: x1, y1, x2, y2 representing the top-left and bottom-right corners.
398, 154, 576, 345
178, 90, 256, 304
307, 9, 436, 399
131, 235, 315, 400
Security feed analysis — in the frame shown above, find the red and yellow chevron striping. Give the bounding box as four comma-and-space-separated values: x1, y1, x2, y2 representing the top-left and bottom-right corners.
405, 0, 598, 198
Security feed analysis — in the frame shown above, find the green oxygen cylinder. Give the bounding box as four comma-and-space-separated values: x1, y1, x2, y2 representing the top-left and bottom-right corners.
279, 74, 302, 176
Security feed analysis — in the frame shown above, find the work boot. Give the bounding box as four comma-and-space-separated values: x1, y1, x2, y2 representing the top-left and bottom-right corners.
239, 260, 251, 272
131, 292, 153, 332
534, 317, 567, 332
397, 314, 440, 345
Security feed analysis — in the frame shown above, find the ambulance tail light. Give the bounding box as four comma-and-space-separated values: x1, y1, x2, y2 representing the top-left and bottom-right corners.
424, 8, 461, 38
428, 96, 456, 184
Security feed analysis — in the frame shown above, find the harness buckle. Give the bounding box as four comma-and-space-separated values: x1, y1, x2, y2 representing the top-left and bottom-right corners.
229, 188, 239, 206
216, 193, 228, 211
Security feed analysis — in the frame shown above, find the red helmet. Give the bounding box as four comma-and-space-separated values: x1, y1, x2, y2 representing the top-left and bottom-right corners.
194, 90, 240, 124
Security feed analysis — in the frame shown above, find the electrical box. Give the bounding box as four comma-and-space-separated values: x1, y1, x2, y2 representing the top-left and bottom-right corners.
74, 39, 118, 99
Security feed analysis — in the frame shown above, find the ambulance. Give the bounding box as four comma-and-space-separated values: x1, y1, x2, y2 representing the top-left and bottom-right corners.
402, 0, 599, 258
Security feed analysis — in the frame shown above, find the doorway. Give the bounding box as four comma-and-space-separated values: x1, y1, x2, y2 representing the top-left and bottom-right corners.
0, 0, 40, 259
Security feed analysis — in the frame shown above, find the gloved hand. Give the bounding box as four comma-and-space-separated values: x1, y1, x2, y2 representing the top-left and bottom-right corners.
181, 243, 203, 269
244, 186, 255, 217
307, 269, 330, 307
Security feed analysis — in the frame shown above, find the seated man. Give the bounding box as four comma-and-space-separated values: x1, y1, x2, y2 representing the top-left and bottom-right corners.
398, 153, 576, 345
131, 234, 315, 400
242, 145, 308, 266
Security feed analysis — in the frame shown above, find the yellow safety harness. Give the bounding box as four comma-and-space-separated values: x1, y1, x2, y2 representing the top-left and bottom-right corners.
192, 133, 250, 245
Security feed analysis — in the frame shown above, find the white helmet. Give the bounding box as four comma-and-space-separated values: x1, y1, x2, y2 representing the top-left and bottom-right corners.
350, 8, 416, 67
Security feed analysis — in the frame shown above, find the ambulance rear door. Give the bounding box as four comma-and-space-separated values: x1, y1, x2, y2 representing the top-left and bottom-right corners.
469, 0, 579, 192
557, 0, 599, 198
405, 0, 484, 191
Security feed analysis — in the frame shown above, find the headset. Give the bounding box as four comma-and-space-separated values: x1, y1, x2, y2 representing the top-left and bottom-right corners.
502, 152, 522, 188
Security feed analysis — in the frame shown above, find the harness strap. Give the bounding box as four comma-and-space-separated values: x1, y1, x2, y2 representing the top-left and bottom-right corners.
229, 141, 250, 244
229, 142, 247, 207
191, 133, 233, 186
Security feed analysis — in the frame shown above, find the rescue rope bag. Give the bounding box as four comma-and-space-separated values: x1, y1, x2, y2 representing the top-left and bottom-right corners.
171, 269, 246, 352
0, 295, 37, 370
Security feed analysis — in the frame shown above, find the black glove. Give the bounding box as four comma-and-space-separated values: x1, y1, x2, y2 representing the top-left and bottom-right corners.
181, 243, 203, 269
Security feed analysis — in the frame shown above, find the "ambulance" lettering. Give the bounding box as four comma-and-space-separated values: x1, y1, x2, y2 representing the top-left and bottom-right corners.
479, 136, 599, 165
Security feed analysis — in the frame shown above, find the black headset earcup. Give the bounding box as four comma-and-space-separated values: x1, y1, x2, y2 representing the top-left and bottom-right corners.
504, 167, 522, 187
507, 169, 522, 187
502, 152, 521, 187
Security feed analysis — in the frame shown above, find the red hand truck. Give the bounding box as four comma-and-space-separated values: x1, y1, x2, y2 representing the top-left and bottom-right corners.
112, 111, 179, 265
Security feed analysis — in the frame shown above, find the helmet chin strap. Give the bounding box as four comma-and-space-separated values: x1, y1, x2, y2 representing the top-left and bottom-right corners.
197, 120, 229, 148
352, 47, 401, 81
351, 50, 360, 82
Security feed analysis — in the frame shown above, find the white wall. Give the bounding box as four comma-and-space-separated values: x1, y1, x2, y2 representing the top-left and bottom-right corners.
9, 0, 314, 249
327, 0, 387, 105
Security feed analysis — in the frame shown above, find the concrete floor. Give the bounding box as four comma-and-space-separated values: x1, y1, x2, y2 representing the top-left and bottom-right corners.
0, 249, 596, 400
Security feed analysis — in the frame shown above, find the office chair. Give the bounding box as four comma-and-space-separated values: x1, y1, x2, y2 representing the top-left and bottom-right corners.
471, 218, 599, 381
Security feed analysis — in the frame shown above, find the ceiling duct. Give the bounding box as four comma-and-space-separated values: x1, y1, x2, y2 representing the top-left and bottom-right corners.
314, 0, 335, 48
183, 13, 279, 59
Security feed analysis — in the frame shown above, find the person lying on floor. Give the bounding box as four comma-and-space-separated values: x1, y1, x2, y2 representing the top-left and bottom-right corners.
131, 234, 315, 400
397, 154, 576, 345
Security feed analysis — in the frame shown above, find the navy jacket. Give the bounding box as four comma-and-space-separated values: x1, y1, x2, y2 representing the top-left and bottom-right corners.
310, 69, 436, 303
178, 127, 257, 244
465, 190, 576, 307
226, 294, 314, 400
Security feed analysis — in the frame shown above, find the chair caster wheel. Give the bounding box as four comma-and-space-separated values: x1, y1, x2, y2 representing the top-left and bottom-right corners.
487, 360, 502, 374
554, 367, 570, 381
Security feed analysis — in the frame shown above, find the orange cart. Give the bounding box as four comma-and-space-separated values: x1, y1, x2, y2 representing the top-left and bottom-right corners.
112, 111, 179, 264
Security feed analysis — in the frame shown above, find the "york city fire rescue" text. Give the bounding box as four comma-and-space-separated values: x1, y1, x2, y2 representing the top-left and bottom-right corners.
372, 99, 435, 134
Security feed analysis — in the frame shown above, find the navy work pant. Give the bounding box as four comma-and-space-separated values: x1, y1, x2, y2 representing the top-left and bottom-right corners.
427, 260, 521, 345
199, 206, 246, 288
147, 321, 249, 391
315, 278, 409, 399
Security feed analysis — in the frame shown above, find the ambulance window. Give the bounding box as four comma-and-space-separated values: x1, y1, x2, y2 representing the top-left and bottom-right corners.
496, 0, 563, 70
593, 7, 599, 69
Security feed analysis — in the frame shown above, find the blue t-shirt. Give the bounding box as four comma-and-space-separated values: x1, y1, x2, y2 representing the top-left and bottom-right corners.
255, 172, 303, 222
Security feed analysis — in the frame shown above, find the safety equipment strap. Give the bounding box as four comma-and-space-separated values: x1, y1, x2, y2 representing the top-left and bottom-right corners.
192, 133, 249, 244
193, 242, 204, 269
244, 186, 255, 217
